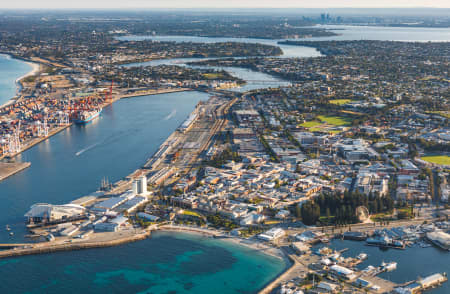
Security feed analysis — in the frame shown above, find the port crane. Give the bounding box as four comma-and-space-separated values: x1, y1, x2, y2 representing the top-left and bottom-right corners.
104, 81, 114, 103
7, 121, 21, 155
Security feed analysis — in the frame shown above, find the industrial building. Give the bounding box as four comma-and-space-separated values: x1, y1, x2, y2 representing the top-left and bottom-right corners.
178, 111, 198, 133
114, 196, 147, 213
426, 231, 450, 251
329, 265, 356, 281
418, 273, 448, 289
137, 212, 160, 222
94, 215, 129, 232
92, 191, 135, 213
24, 203, 86, 224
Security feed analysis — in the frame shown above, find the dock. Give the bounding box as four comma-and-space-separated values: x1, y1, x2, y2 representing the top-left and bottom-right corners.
118, 88, 192, 99
0, 162, 31, 181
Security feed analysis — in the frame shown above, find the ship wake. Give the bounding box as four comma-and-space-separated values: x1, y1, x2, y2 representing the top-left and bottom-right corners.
75, 142, 101, 156
164, 109, 177, 120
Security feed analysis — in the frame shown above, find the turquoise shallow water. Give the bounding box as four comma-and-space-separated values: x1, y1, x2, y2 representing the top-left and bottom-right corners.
0, 231, 286, 294
0, 54, 32, 105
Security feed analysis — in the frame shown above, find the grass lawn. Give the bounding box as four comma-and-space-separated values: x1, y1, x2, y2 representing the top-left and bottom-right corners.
317, 115, 351, 126
265, 220, 281, 225
182, 210, 203, 218
309, 127, 324, 132
421, 155, 450, 166
426, 111, 450, 119
370, 212, 394, 222
329, 99, 351, 105
202, 73, 223, 79
328, 130, 342, 134
300, 120, 322, 128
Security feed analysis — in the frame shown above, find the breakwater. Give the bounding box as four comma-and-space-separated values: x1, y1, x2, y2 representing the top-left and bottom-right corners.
0, 230, 151, 259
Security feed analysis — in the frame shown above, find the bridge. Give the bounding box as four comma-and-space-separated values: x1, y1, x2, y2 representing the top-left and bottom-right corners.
243, 80, 291, 85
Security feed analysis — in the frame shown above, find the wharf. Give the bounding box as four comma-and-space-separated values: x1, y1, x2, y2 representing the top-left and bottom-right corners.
363, 276, 398, 292
0, 162, 31, 181
119, 88, 192, 99
0, 229, 151, 259
0, 124, 72, 160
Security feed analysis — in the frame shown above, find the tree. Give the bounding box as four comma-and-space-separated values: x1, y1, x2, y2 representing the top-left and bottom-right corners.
295, 204, 302, 219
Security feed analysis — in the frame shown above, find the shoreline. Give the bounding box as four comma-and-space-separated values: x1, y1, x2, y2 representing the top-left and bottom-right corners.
158, 225, 286, 260
0, 53, 41, 108
15, 61, 40, 85
158, 225, 296, 294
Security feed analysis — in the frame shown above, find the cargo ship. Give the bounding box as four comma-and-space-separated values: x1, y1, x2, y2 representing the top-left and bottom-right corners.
73, 108, 102, 124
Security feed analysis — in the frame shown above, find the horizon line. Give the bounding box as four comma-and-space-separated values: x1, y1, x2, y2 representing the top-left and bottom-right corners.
1, 7, 450, 10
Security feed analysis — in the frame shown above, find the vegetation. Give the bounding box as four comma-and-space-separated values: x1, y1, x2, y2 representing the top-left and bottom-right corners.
182, 210, 203, 218
317, 115, 351, 126
207, 214, 238, 231
298, 191, 394, 226
299, 120, 322, 128
328, 99, 352, 105
421, 155, 450, 166
206, 147, 242, 167
239, 227, 264, 238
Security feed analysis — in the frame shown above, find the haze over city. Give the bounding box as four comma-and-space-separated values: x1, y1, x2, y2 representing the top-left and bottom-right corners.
1, 0, 450, 9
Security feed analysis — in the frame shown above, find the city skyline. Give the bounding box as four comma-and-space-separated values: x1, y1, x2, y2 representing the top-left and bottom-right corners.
1, 0, 450, 9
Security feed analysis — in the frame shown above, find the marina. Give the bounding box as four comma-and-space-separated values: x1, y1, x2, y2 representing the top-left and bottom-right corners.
313, 238, 449, 294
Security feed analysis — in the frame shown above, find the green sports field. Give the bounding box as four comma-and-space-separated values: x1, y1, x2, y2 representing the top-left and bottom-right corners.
421, 155, 450, 166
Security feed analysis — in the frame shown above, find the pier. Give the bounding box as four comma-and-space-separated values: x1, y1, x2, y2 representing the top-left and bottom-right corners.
0, 162, 31, 181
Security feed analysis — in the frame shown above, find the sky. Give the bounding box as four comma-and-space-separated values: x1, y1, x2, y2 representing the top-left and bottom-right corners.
1, 0, 449, 9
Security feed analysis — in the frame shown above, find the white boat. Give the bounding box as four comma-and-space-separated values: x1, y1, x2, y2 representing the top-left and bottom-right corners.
6, 224, 11, 231
381, 261, 397, 272
357, 253, 368, 260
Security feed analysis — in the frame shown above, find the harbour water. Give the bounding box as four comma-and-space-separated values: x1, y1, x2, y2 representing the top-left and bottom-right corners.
0, 231, 287, 294
315, 239, 449, 294
305, 25, 450, 42
0, 91, 208, 243
123, 58, 290, 92
0, 54, 32, 106
119, 25, 450, 91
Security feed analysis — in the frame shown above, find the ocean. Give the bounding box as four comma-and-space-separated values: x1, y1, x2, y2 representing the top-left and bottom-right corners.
0, 54, 32, 105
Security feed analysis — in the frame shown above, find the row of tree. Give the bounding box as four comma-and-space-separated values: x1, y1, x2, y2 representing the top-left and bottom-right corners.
295, 191, 395, 226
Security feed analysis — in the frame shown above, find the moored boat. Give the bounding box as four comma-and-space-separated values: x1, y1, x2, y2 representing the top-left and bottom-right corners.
73, 108, 102, 124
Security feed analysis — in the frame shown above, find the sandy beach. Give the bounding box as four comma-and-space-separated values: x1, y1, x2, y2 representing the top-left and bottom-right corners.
16, 61, 40, 84
0, 59, 41, 108
158, 224, 287, 260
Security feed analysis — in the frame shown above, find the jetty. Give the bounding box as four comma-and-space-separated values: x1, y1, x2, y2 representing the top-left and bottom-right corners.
0, 162, 31, 181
